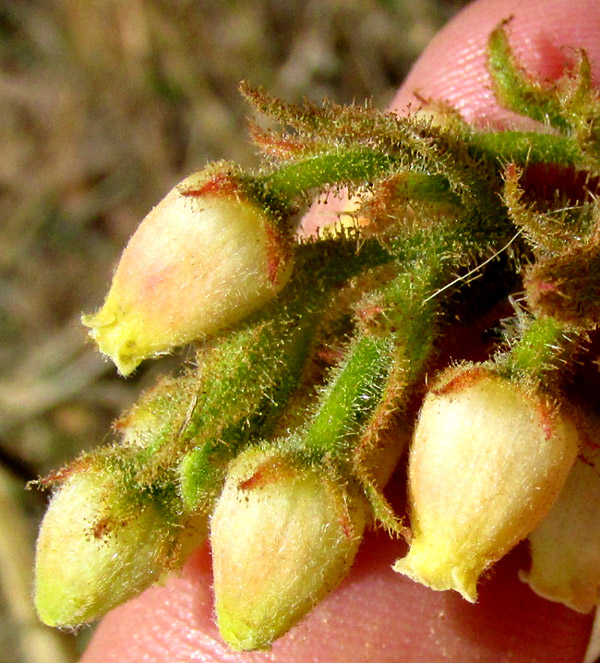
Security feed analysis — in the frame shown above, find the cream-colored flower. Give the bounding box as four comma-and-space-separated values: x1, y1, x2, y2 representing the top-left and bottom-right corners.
211, 447, 368, 650
521, 409, 600, 612
35, 470, 206, 627
83, 169, 293, 375
394, 365, 579, 601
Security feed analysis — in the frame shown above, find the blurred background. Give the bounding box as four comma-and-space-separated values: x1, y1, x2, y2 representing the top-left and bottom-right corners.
0, 1, 469, 660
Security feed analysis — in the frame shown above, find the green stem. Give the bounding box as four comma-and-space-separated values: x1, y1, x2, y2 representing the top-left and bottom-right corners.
495, 316, 582, 390
176, 237, 394, 509
469, 131, 580, 168
394, 172, 461, 206
256, 147, 394, 204
301, 334, 394, 457
297, 231, 456, 462
247, 123, 579, 241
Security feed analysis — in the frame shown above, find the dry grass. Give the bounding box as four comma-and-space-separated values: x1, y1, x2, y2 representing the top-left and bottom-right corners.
0, 1, 467, 660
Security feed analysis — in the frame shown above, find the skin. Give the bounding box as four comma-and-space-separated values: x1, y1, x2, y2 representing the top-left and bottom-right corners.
81, 1, 600, 661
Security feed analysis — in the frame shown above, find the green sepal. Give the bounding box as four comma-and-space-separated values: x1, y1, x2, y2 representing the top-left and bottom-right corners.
178, 237, 394, 510
487, 20, 569, 131
494, 315, 583, 392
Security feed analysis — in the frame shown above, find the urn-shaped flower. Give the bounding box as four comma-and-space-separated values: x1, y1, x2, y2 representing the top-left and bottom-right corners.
83, 169, 293, 375
35, 469, 206, 627
394, 365, 579, 601
211, 446, 368, 650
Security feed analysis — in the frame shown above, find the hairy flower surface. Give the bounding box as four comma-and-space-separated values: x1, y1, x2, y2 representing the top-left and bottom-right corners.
395, 366, 579, 601
520, 410, 600, 612
32, 19, 600, 652
82, 169, 293, 375
35, 470, 206, 627
211, 447, 368, 650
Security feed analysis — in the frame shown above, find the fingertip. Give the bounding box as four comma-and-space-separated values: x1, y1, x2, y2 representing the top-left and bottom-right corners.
81, 532, 593, 663
391, 0, 600, 126
303, 0, 600, 236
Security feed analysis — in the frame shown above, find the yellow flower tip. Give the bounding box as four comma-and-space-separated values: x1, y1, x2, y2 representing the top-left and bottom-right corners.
393, 542, 478, 602
83, 168, 294, 374
81, 308, 147, 376
518, 567, 597, 614
217, 610, 272, 652
211, 447, 367, 650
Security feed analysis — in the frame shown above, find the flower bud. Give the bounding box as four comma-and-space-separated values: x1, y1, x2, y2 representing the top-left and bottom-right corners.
520, 410, 600, 612
394, 365, 579, 601
211, 447, 368, 650
34, 469, 207, 627
82, 169, 293, 375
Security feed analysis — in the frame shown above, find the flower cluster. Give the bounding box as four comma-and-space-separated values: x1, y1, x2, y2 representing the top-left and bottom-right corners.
34, 22, 600, 652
